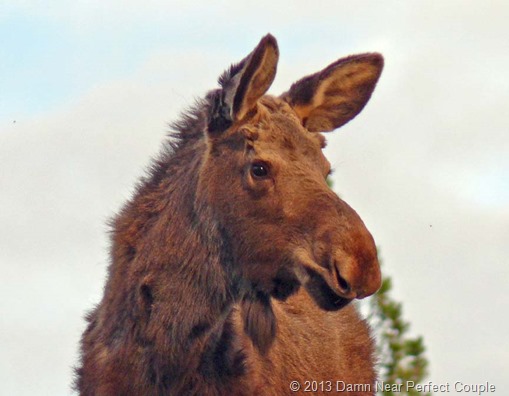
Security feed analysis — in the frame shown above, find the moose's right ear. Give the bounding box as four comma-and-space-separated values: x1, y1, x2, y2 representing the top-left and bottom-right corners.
208, 34, 279, 134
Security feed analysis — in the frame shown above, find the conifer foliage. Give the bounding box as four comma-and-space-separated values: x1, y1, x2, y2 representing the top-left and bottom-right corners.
367, 267, 430, 396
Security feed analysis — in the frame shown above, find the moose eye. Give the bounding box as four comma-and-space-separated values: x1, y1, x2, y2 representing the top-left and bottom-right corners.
251, 162, 269, 178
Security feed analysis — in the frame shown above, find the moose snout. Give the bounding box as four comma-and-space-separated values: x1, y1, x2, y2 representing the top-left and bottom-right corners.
293, 195, 382, 309
330, 252, 381, 300
326, 199, 382, 300
293, 235, 381, 309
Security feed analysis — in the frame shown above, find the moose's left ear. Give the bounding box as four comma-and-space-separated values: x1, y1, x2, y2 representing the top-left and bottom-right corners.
208, 34, 279, 133
282, 53, 383, 132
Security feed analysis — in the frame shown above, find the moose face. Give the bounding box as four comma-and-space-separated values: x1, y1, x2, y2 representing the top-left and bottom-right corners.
196, 34, 382, 311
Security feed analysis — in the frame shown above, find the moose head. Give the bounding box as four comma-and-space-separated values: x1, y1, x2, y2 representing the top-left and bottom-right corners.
196, 34, 383, 316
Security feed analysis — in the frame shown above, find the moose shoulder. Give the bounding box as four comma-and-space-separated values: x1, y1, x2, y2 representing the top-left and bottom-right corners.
76, 34, 383, 396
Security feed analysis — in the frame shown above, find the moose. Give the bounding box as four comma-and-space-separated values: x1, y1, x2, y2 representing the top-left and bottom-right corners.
76, 34, 383, 395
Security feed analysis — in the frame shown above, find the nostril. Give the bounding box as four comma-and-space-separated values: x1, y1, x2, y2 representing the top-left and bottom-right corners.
331, 263, 351, 295
336, 273, 351, 294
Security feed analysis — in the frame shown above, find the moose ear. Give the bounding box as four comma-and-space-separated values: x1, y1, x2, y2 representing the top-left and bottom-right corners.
281, 53, 383, 132
208, 34, 279, 133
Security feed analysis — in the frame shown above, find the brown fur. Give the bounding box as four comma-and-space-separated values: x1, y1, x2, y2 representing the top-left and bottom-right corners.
75, 34, 384, 395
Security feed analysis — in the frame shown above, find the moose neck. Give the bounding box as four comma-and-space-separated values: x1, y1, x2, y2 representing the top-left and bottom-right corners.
149, 140, 241, 313
108, 137, 267, 381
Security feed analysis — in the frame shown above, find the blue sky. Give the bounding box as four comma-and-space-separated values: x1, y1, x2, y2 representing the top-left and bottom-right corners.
1, 5, 173, 118
1, 2, 508, 395
1, 1, 389, 119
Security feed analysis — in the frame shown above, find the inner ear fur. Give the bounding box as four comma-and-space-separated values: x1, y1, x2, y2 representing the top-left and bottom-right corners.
232, 35, 279, 121
282, 53, 383, 132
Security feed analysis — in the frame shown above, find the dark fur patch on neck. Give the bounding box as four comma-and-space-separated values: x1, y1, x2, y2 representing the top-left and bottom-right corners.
241, 291, 276, 355
199, 310, 247, 379
271, 266, 301, 301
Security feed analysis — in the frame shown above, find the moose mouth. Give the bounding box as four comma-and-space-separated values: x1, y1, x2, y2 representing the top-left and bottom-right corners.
289, 252, 352, 311
301, 266, 352, 311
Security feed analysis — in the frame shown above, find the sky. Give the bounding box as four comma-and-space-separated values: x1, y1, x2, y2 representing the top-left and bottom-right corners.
1, 1, 508, 395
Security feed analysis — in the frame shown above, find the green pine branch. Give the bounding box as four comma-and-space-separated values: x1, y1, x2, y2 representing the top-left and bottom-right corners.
368, 260, 430, 396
